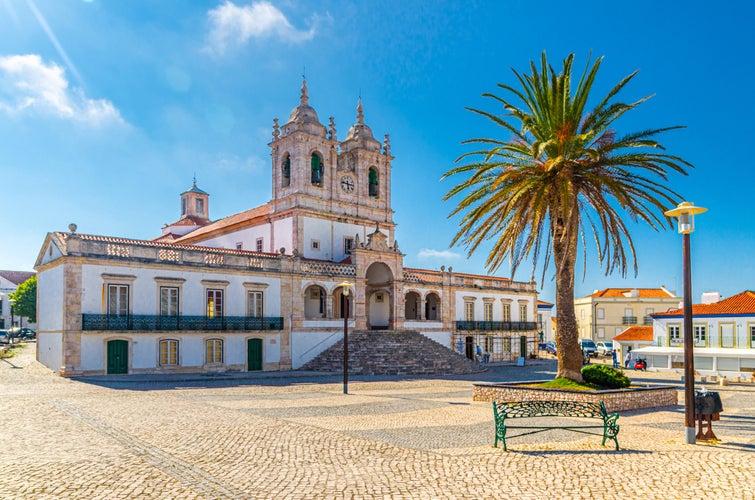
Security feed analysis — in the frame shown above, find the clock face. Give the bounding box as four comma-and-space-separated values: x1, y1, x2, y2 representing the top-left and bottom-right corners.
340, 175, 355, 193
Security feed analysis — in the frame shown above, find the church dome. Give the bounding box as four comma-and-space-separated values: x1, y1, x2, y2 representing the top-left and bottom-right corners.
342, 99, 381, 151
282, 80, 327, 138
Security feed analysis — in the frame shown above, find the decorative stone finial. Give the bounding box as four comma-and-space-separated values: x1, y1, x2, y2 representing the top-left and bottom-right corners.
68, 223, 77, 233
328, 116, 336, 141
356, 99, 364, 125
383, 133, 391, 155
273, 118, 280, 139
448, 266, 453, 273
441, 265, 446, 272
279, 247, 286, 255
300, 78, 309, 106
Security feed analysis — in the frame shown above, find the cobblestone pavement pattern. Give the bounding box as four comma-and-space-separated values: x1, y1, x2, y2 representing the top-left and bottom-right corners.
1, 344, 753, 499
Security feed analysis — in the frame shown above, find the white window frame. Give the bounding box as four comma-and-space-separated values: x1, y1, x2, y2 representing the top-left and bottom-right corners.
668, 324, 681, 345
483, 301, 493, 322
205, 338, 223, 364
693, 324, 707, 346
501, 303, 511, 322
256, 238, 263, 253
464, 301, 475, 322
159, 339, 179, 366
247, 291, 264, 318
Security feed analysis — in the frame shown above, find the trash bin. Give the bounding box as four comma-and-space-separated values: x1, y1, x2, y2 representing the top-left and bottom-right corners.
694, 389, 723, 440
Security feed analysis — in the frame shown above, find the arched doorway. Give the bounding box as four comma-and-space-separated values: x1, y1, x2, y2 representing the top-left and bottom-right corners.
304, 284, 326, 319
404, 291, 420, 320
366, 262, 393, 329
425, 292, 440, 320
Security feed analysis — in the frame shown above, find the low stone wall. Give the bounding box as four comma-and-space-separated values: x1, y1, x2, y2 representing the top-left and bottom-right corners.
473, 381, 678, 412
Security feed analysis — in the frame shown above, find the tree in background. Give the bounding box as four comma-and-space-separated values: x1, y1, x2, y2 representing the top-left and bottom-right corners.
443, 53, 691, 381
10, 275, 37, 324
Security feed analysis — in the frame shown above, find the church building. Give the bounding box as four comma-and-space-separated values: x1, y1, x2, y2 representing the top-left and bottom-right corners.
34, 81, 538, 376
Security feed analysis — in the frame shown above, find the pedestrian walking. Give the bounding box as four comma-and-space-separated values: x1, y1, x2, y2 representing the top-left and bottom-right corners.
624, 347, 632, 369
612, 349, 619, 369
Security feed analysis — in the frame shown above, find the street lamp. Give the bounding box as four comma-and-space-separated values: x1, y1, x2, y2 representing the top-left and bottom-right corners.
9, 298, 16, 344
665, 201, 707, 445
337, 282, 354, 395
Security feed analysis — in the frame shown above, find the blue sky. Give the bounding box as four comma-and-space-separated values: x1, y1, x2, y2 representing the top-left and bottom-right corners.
2, 0, 754, 305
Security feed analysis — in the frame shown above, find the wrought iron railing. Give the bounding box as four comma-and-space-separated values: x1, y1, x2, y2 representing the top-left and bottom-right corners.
622, 316, 638, 325
643, 316, 653, 325
82, 314, 284, 332
455, 321, 538, 332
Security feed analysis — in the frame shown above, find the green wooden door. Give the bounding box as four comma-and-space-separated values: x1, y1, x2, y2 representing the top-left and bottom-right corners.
247, 338, 263, 371
107, 340, 128, 374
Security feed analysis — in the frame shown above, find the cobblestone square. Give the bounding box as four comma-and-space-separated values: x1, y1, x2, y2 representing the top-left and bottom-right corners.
1, 344, 753, 499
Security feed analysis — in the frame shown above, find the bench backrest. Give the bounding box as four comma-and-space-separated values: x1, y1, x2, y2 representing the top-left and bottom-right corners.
493, 400, 606, 419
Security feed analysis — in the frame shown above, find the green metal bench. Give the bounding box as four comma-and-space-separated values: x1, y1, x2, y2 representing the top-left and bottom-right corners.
492, 400, 620, 451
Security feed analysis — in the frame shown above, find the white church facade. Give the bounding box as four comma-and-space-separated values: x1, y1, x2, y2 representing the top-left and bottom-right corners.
34, 82, 538, 376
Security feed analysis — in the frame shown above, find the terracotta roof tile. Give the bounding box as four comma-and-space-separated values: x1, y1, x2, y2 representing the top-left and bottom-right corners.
175, 204, 271, 243
589, 287, 676, 299
652, 291, 755, 317
613, 326, 653, 341
0, 270, 35, 285
537, 300, 554, 307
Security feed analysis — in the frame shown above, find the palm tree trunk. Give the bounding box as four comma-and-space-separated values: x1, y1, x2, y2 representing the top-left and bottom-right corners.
552, 211, 583, 382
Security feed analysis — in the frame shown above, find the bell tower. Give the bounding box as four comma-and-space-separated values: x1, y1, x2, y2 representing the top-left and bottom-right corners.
269, 79, 339, 214
337, 99, 394, 225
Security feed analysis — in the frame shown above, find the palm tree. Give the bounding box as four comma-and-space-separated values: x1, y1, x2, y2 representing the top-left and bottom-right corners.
442, 53, 692, 381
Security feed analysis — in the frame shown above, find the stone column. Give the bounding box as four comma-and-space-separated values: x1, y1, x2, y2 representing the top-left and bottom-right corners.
61, 259, 83, 377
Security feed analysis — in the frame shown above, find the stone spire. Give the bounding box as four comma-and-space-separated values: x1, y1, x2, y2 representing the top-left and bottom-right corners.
300, 78, 309, 107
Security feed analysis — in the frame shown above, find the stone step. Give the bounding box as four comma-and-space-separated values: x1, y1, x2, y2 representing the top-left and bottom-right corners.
300, 330, 481, 375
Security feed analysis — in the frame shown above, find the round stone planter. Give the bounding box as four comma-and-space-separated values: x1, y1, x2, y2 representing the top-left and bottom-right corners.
473, 380, 678, 412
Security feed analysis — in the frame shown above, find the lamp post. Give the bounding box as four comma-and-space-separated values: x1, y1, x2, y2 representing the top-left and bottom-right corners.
9, 298, 16, 344
337, 282, 354, 395
665, 201, 707, 445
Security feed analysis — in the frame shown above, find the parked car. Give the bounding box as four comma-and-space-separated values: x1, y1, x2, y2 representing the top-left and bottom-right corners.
0, 329, 8, 344
544, 340, 557, 355
596, 341, 614, 356
18, 328, 36, 340
578, 338, 597, 357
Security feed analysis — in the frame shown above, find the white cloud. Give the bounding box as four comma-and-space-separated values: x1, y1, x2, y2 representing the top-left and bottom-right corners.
418, 248, 461, 260
206, 1, 317, 55
0, 54, 125, 127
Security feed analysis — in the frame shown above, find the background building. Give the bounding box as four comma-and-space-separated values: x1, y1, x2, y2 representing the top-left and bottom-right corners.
574, 287, 679, 343
0, 270, 35, 329
635, 291, 755, 377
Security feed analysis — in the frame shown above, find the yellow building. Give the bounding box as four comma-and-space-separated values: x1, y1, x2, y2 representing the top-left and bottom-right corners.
574, 287, 679, 343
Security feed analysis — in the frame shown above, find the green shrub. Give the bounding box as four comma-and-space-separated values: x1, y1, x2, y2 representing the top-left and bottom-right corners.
581, 364, 631, 389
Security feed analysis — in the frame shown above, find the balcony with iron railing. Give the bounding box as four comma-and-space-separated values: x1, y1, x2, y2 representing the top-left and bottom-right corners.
82, 314, 284, 332
622, 316, 638, 325
455, 321, 538, 332
643, 316, 654, 325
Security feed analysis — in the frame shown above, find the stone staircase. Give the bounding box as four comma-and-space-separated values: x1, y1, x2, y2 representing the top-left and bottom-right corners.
300, 330, 482, 376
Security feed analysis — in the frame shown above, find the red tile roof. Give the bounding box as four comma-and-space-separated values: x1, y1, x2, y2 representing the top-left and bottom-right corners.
164, 216, 211, 227
175, 204, 271, 244
537, 300, 554, 307
613, 326, 653, 342
653, 291, 755, 317
0, 270, 35, 285
589, 287, 675, 299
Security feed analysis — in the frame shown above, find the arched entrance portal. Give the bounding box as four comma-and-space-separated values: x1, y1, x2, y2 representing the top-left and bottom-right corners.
365, 262, 393, 330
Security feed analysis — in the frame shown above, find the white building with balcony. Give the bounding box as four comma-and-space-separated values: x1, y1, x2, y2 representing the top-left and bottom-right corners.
634, 291, 755, 377
34, 81, 538, 376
